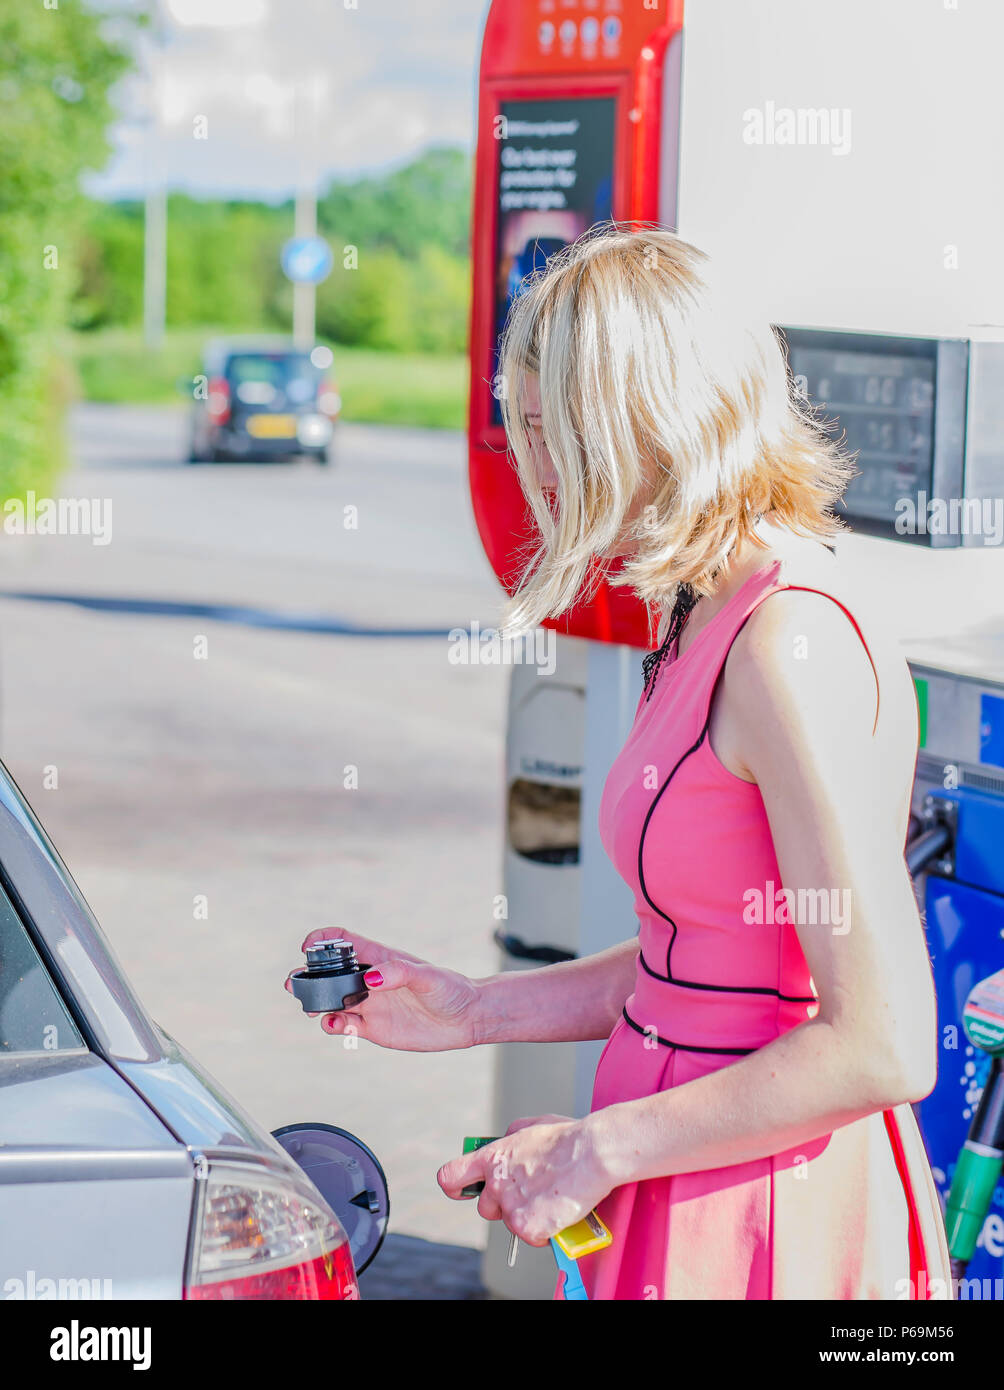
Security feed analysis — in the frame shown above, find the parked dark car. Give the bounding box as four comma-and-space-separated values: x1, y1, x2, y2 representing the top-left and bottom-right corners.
0, 758, 386, 1299
187, 337, 342, 466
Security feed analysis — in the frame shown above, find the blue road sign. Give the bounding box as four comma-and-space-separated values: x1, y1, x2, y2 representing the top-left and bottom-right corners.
281, 236, 334, 285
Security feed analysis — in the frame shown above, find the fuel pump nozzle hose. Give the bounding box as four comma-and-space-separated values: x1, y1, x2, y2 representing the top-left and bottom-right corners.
905, 822, 953, 875
944, 970, 1004, 1277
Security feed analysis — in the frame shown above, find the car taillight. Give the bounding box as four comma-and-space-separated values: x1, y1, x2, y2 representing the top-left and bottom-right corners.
207, 377, 231, 425
318, 377, 341, 418
184, 1160, 359, 1300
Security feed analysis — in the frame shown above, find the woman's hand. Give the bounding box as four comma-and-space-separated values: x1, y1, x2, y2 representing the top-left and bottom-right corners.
505, 1113, 576, 1133
437, 1115, 613, 1246
284, 929, 481, 1053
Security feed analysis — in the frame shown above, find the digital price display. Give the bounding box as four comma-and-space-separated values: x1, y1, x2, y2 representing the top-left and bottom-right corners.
789, 344, 935, 523
491, 97, 615, 423
778, 328, 968, 544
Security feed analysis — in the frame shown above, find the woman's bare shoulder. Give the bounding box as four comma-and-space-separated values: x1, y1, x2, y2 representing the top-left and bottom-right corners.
764, 535, 895, 656
736, 537, 916, 754
781, 545, 906, 662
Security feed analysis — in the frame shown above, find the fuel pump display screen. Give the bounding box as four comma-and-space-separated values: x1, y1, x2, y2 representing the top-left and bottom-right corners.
491, 97, 615, 423
786, 342, 937, 527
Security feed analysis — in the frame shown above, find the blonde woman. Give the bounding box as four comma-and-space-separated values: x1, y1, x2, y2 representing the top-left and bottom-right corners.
290, 226, 951, 1300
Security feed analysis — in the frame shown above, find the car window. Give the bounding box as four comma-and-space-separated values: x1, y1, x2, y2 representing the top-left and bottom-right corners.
225, 354, 318, 385
0, 885, 84, 1053
225, 354, 320, 407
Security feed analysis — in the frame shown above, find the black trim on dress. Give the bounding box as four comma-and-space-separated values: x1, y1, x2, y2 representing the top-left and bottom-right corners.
632, 604, 819, 1053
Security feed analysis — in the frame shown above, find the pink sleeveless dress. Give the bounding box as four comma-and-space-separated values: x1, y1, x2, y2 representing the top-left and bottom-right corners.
564, 559, 951, 1301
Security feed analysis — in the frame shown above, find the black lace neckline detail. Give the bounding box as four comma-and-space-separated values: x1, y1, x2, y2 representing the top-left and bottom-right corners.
642, 583, 699, 702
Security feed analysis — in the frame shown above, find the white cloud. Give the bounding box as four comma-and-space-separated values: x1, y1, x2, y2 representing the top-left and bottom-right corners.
88, 0, 481, 199
164, 0, 269, 26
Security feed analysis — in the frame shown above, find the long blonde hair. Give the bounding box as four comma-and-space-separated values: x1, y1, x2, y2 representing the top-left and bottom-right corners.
496, 223, 855, 634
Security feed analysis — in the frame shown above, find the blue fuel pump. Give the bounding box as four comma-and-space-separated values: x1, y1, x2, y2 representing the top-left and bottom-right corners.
907, 704, 1004, 1289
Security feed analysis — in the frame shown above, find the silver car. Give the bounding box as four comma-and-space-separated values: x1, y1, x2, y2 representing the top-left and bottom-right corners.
0, 760, 386, 1300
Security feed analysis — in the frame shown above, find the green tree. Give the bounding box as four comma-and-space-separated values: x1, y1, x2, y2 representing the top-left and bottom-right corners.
165, 196, 287, 328
72, 200, 145, 330
0, 1, 130, 502
408, 245, 470, 354
70, 144, 473, 358
318, 146, 471, 260
315, 249, 411, 349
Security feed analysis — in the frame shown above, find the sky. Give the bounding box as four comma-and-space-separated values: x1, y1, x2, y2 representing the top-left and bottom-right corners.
89, 0, 485, 201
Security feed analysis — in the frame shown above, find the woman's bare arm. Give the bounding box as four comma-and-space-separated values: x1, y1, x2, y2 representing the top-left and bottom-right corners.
471, 936, 639, 1045
291, 928, 638, 1051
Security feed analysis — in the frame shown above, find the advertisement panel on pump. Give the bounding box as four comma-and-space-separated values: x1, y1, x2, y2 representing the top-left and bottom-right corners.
468, 0, 685, 650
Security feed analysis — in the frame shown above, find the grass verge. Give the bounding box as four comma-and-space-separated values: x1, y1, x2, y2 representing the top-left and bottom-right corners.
66, 326, 468, 430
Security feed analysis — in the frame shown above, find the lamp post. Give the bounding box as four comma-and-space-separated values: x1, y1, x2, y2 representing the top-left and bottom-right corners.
142, 4, 169, 349
291, 73, 328, 349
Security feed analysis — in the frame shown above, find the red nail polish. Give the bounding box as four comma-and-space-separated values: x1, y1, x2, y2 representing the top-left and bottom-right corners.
363, 969, 383, 988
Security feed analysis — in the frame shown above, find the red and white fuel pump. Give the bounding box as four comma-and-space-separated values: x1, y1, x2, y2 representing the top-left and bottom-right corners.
468, 0, 685, 1300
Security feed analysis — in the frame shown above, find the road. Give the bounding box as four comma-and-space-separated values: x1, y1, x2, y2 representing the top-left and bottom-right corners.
0, 404, 512, 1265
